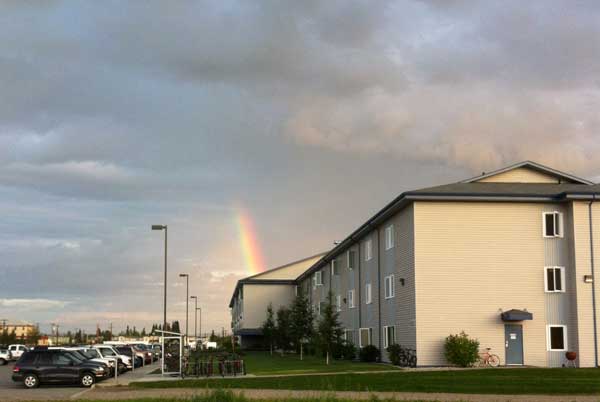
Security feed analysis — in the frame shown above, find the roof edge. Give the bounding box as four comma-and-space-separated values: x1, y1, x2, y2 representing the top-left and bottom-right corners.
461, 160, 594, 185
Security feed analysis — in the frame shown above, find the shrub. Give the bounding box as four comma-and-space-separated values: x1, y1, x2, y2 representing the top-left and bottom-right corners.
386, 344, 402, 366
444, 331, 480, 367
359, 345, 380, 362
333, 341, 356, 360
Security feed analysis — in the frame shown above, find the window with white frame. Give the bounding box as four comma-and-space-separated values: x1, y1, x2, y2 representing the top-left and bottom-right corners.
384, 274, 395, 299
385, 224, 394, 250
543, 212, 563, 238
331, 259, 340, 276
547, 325, 567, 351
359, 327, 372, 347
347, 249, 356, 270
336, 294, 342, 312
344, 329, 357, 345
545, 267, 565, 292
383, 325, 396, 349
348, 289, 355, 308
365, 239, 373, 261
365, 283, 372, 304
315, 270, 323, 286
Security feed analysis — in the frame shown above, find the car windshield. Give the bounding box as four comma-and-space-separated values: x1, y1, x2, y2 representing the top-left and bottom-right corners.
80, 350, 97, 359
65, 351, 85, 363
70, 350, 89, 360
99, 347, 117, 356
135, 344, 147, 350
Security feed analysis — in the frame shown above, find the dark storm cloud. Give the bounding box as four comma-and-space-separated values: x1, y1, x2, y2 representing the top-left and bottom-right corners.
1, 0, 599, 332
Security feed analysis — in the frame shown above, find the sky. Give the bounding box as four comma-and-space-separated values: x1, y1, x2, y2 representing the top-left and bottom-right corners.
1, 0, 600, 335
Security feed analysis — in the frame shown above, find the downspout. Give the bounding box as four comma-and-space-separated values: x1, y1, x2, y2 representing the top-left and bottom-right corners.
377, 228, 382, 355
588, 195, 598, 367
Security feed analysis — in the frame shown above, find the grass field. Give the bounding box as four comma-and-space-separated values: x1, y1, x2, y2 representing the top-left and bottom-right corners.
74, 389, 433, 402
240, 351, 396, 375
132, 368, 600, 395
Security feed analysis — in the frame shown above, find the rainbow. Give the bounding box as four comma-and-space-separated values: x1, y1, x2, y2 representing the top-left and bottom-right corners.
235, 207, 266, 274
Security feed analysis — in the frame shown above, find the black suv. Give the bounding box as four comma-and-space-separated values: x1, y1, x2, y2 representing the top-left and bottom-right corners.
12, 349, 108, 388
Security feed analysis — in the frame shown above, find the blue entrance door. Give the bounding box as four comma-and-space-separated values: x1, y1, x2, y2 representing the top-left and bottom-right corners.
504, 324, 524, 365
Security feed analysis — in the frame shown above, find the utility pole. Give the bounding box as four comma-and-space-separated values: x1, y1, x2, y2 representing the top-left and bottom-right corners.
110, 322, 113, 340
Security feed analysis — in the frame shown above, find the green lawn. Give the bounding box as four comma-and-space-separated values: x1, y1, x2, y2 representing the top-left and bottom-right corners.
240, 351, 396, 375
131, 368, 600, 395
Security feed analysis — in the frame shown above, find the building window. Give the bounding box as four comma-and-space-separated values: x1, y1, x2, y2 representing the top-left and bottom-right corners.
347, 249, 356, 270
319, 301, 326, 316
545, 267, 565, 292
547, 325, 567, 351
348, 289, 355, 308
365, 283, 372, 304
385, 225, 394, 250
331, 259, 340, 276
365, 239, 373, 261
359, 328, 372, 348
336, 295, 342, 312
344, 329, 357, 345
384, 275, 395, 299
543, 212, 563, 238
383, 325, 396, 349
315, 270, 323, 286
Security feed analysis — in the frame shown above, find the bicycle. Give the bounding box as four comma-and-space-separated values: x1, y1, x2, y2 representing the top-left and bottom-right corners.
476, 348, 500, 367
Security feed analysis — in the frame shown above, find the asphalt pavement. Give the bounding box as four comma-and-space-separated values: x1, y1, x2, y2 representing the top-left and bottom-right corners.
0, 359, 159, 401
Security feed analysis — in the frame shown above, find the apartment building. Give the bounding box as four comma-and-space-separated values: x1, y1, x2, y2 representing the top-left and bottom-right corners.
294, 161, 600, 367
229, 161, 600, 367
1, 322, 37, 339
230, 252, 325, 348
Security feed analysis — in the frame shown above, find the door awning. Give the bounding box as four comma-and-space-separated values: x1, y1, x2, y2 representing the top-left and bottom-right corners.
501, 309, 533, 321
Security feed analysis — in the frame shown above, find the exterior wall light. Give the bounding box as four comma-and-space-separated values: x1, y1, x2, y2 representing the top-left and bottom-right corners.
584, 275, 594, 283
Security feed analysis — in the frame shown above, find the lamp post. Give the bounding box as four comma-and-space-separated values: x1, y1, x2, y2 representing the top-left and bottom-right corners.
190, 296, 197, 347
197, 307, 202, 343
179, 274, 189, 345
151, 224, 168, 330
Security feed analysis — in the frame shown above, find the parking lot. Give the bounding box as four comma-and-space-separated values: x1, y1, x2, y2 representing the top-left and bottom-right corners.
0, 359, 159, 401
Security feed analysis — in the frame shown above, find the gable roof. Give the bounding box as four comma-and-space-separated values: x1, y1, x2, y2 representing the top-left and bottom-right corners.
229, 251, 327, 307
296, 161, 598, 281
461, 160, 594, 185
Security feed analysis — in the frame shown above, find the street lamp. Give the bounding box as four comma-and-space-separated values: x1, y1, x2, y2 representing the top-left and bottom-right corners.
152, 224, 168, 330
190, 296, 197, 346
197, 307, 202, 343
179, 273, 189, 345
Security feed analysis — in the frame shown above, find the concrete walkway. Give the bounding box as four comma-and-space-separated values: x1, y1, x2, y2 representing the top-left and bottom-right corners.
96, 363, 161, 387
78, 387, 600, 402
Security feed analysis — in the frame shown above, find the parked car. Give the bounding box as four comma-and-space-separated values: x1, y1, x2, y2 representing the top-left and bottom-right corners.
92, 345, 132, 370
59, 347, 123, 375
0, 349, 12, 365
12, 349, 108, 388
115, 346, 143, 368
131, 344, 152, 364
8, 345, 29, 360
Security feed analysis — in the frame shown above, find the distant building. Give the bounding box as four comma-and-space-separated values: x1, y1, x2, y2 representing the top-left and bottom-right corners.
1, 323, 36, 340
229, 252, 326, 348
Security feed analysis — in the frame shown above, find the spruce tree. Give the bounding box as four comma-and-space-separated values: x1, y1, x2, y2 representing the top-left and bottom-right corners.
290, 288, 313, 360
261, 303, 276, 355
275, 306, 292, 354
317, 291, 343, 365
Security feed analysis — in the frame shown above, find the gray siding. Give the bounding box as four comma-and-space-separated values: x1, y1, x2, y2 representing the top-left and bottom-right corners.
542, 204, 577, 366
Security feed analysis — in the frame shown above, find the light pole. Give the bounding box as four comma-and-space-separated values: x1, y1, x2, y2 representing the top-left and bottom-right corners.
190, 296, 197, 347
152, 224, 168, 330
179, 273, 189, 345
197, 307, 202, 343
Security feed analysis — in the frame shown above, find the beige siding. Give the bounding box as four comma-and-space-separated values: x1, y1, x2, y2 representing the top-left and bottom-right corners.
241, 284, 296, 329
252, 255, 323, 280
571, 201, 600, 367
477, 167, 562, 183
414, 202, 549, 366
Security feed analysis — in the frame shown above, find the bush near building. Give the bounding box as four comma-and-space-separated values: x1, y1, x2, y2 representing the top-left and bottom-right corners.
444, 331, 479, 367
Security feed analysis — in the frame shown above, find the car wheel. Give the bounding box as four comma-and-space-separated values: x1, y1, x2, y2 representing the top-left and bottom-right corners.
0, 358, 6, 366
80, 373, 95, 388
23, 374, 39, 389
